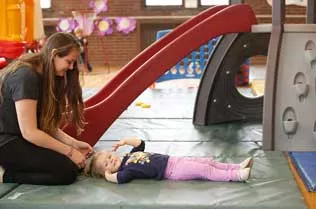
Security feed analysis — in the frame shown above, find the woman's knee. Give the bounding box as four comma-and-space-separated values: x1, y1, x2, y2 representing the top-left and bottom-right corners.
53, 159, 79, 185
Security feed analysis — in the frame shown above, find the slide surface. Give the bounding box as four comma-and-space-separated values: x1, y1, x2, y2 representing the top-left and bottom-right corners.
65, 4, 257, 146
84, 5, 227, 107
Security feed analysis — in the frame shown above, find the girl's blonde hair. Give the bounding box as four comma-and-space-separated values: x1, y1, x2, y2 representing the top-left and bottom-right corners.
84, 151, 105, 178
0, 32, 85, 134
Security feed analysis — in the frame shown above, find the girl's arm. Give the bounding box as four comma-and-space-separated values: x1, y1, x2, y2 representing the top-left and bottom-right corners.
15, 99, 86, 168
112, 137, 142, 151
105, 171, 118, 183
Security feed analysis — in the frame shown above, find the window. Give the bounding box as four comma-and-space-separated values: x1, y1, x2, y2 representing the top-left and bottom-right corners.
40, 0, 51, 9
145, 0, 183, 6
200, 0, 229, 5
185, 0, 198, 8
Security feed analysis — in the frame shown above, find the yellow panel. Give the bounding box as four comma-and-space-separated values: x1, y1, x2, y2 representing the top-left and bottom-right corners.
0, 0, 32, 41
25, 0, 34, 42
6, 0, 23, 41
0, 0, 8, 40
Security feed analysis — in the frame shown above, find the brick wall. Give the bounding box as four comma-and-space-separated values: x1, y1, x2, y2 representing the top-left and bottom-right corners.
43, 0, 307, 69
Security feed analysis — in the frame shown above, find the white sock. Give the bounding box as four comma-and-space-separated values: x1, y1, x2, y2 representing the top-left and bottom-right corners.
239, 157, 253, 169
238, 168, 250, 182
0, 166, 5, 183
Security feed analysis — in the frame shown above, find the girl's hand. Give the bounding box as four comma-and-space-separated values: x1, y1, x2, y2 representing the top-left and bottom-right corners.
112, 137, 142, 151
104, 171, 118, 183
112, 140, 126, 151
73, 140, 93, 158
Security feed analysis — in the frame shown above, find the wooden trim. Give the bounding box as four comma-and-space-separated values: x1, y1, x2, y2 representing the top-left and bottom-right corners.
256, 14, 305, 18
43, 16, 192, 26
43, 14, 306, 26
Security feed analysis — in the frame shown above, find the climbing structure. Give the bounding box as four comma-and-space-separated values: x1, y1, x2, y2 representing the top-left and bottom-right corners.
263, 0, 316, 151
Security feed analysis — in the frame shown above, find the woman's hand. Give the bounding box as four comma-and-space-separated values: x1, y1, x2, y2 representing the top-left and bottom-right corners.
67, 148, 86, 169
112, 140, 126, 151
73, 140, 93, 158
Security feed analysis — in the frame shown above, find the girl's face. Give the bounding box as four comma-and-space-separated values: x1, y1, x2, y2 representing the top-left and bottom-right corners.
53, 49, 79, 77
95, 152, 121, 176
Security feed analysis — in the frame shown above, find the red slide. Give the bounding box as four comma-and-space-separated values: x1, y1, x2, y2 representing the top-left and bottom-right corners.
84, 5, 228, 107
65, 4, 257, 146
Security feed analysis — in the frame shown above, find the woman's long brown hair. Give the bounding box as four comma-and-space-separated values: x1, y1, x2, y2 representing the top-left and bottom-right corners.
0, 32, 85, 135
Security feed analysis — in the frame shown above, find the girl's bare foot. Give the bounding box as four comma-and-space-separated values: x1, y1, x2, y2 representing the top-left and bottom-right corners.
0, 166, 5, 183
238, 168, 251, 182
239, 157, 253, 169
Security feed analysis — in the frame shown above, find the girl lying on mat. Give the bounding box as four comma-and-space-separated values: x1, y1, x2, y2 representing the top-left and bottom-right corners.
84, 138, 253, 184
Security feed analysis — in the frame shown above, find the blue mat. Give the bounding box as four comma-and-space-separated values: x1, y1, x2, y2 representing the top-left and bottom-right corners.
289, 152, 316, 191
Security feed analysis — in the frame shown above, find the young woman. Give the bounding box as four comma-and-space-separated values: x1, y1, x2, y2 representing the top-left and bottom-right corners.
0, 32, 93, 185
84, 138, 253, 184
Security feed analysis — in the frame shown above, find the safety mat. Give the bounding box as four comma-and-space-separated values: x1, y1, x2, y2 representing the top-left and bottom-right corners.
289, 152, 316, 191
0, 88, 306, 209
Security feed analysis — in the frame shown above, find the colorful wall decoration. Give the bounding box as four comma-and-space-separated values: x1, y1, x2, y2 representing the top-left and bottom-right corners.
95, 17, 113, 35
89, 0, 108, 14
115, 17, 136, 35
56, 0, 136, 36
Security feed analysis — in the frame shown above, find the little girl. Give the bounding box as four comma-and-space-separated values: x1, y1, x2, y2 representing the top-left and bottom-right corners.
84, 138, 252, 184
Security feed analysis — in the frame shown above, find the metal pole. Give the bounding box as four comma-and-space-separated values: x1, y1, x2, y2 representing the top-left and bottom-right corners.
307, 0, 316, 23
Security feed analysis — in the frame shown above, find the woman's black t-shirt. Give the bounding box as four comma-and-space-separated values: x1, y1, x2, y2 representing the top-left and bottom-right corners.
0, 67, 41, 147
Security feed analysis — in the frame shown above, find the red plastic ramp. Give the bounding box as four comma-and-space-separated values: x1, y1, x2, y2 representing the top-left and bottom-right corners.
65, 4, 257, 146
84, 5, 227, 107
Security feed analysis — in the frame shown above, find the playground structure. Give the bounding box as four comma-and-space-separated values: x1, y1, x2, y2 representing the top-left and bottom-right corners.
193, 0, 316, 151
63, 0, 316, 153
193, 30, 269, 125
64, 1, 316, 203
0, 0, 44, 67
63, 4, 257, 146
262, 0, 316, 151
